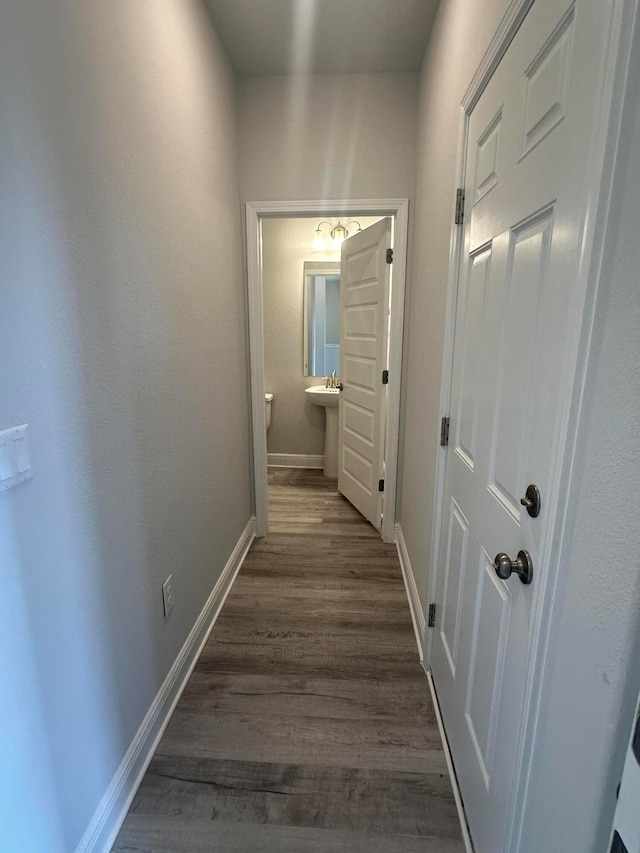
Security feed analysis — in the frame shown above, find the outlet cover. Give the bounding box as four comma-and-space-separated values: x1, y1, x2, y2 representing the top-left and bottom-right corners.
162, 575, 175, 618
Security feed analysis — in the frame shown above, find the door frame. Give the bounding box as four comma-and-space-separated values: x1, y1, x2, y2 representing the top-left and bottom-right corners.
425, 0, 637, 849
246, 198, 409, 542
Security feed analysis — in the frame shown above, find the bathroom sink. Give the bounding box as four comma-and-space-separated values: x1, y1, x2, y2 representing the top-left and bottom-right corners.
305, 386, 340, 478
305, 385, 341, 408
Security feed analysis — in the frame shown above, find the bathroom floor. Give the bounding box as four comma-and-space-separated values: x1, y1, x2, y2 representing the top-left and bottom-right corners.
112, 468, 464, 852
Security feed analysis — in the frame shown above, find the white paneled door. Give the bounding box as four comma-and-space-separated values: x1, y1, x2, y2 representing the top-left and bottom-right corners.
431, 1, 619, 850
338, 218, 392, 529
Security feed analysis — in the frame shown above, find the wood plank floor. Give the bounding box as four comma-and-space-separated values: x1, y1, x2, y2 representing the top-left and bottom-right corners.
113, 468, 464, 852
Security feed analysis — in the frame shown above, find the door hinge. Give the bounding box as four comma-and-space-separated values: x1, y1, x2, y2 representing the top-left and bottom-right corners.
455, 188, 465, 225
386, 248, 394, 264
382, 369, 389, 385
378, 478, 385, 492
428, 603, 437, 628
440, 416, 450, 447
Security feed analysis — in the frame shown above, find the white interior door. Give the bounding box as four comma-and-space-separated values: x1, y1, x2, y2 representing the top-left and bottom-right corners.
431, 1, 617, 850
338, 218, 391, 528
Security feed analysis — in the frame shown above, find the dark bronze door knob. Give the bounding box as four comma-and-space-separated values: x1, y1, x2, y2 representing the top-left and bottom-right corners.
493, 550, 533, 585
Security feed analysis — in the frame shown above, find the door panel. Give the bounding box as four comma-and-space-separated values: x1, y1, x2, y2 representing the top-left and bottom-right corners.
338, 218, 391, 527
431, 1, 616, 850
454, 246, 492, 470
344, 304, 379, 338
343, 354, 377, 390
440, 498, 470, 678
488, 212, 553, 515
465, 552, 511, 788
343, 399, 375, 444
474, 111, 502, 203
520, 8, 575, 159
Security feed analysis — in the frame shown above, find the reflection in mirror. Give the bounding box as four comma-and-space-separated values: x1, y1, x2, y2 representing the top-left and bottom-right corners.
303, 262, 341, 377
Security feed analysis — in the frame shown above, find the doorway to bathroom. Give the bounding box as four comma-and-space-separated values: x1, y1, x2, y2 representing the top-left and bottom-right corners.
246, 199, 409, 542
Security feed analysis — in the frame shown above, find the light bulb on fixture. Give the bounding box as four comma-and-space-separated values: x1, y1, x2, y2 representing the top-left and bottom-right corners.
313, 221, 331, 249
331, 224, 347, 246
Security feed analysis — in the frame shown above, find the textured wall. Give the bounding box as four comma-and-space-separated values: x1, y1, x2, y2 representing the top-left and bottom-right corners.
0, 1, 250, 849
238, 72, 419, 203
263, 216, 380, 457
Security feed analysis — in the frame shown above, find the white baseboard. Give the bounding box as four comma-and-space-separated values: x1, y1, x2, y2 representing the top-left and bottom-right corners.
426, 670, 474, 853
267, 453, 324, 469
395, 523, 426, 661
75, 516, 256, 853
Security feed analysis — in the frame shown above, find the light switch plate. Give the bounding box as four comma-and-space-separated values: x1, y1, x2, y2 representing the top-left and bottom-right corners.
0, 425, 31, 491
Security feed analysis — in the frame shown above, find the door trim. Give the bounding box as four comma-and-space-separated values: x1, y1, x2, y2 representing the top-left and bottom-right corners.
426, 0, 637, 850
245, 198, 409, 543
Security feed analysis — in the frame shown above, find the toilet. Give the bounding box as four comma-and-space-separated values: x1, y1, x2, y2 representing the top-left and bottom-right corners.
265, 392, 274, 433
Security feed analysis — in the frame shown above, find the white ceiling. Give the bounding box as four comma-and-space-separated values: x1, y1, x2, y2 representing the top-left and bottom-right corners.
203, 0, 439, 76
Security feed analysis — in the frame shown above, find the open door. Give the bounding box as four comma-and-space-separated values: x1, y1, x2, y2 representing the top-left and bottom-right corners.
337, 218, 392, 529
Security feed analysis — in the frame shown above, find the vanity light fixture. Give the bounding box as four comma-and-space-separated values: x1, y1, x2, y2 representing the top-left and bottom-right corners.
312, 220, 362, 249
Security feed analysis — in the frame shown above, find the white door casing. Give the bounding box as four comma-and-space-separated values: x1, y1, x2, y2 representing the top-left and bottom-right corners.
430, 1, 627, 851
338, 218, 392, 529
245, 200, 408, 542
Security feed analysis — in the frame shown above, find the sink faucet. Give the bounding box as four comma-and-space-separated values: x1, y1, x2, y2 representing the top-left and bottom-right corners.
325, 370, 341, 389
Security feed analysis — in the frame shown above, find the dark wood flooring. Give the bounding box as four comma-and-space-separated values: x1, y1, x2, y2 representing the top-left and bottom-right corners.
112, 468, 464, 852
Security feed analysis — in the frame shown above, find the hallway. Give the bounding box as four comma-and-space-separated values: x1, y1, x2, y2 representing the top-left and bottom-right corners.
113, 469, 464, 852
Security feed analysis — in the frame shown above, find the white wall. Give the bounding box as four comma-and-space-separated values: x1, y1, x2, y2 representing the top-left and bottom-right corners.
238, 72, 419, 202
263, 216, 381, 458
0, 1, 250, 850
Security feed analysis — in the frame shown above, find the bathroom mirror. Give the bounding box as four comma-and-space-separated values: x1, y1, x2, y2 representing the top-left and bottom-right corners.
303, 261, 341, 377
